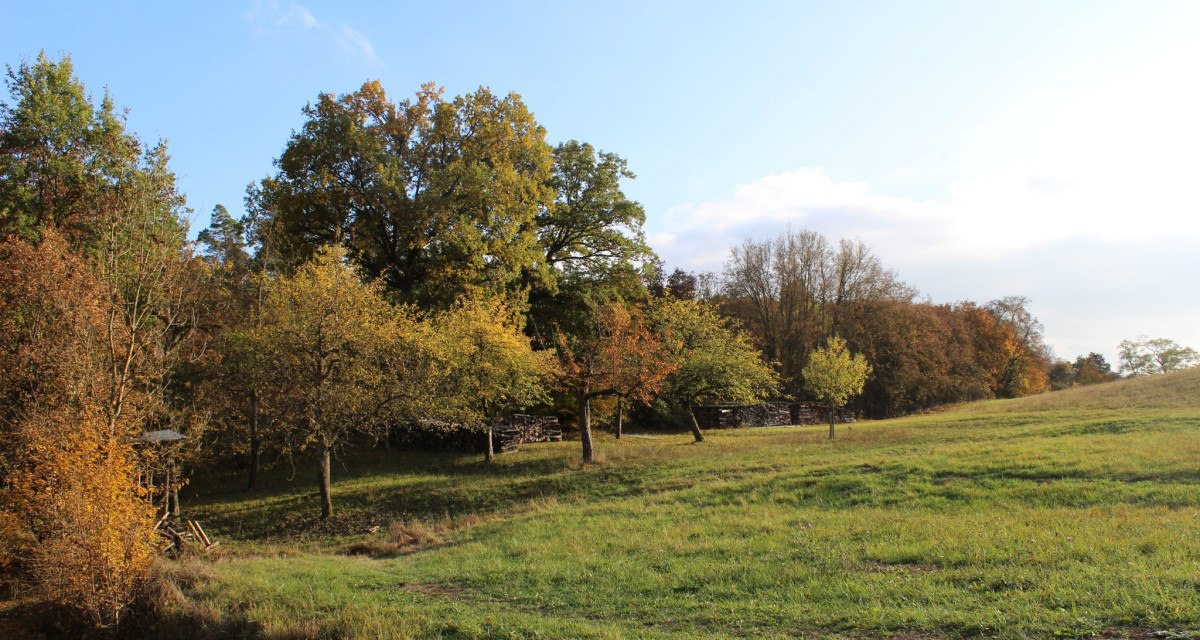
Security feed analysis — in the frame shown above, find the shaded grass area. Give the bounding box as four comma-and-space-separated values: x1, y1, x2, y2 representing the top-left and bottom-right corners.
172, 370, 1200, 639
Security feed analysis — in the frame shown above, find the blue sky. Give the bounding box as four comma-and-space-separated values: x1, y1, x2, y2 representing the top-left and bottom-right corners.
4, 1, 1198, 363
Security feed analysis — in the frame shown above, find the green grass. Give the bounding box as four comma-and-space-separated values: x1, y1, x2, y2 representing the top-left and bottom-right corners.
172, 369, 1200, 639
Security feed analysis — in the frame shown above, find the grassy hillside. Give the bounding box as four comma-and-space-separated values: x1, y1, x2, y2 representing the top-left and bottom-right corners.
165, 370, 1200, 639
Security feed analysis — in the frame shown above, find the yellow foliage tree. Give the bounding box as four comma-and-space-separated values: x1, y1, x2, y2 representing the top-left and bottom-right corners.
242, 245, 436, 518
430, 297, 556, 460
802, 336, 872, 439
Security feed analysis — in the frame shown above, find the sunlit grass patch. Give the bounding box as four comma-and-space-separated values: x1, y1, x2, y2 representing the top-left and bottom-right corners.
175, 369, 1200, 639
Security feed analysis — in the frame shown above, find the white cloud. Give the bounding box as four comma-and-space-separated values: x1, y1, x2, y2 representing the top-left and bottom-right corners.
246, 0, 381, 66
657, 37, 1200, 265
649, 41, 1200, 361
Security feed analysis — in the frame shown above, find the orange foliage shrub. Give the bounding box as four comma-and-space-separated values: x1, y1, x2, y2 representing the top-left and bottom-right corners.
4, 409, 154, 629
0, 233, 154, 629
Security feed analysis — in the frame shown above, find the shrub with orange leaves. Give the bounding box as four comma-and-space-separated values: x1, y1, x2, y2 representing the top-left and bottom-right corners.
4, 408, 155, 629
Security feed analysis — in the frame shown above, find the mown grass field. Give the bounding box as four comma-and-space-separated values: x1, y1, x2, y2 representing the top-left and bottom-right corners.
169, 369, 1200, 639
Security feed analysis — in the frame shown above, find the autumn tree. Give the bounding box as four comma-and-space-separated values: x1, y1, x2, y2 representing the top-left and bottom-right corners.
665, 268, 699, 300
0, 54, 194, 628
0, 232, 153, 629
241, 245, 434, 518
1048, 361, 1076, 391
802, 336, 871, 439
4, 409, 153, 629
723, 228, 829, 390
248, 81, 554, 310
1072, 352, 1118, 385
984, 296, 1050, 397
1049, 352, 1118, 390
554, 301, 678, 462
0, 230, 106, 473
594, 304, 680, 439
652, 298, 780, 442
430, 297, 556, 461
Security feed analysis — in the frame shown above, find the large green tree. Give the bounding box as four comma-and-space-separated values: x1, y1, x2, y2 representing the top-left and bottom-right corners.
537, 141, 651, 282
652, 298, 780, 442
526, 141, 654, 350
1, 53, 184, 253
248, 81, 554, 310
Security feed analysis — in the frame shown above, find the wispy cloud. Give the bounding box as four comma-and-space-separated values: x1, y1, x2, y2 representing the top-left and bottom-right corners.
246, 0, 381, 66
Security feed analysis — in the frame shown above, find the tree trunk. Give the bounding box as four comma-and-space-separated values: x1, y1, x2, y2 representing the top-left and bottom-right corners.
163, 464, 173, 518
687, 403, 705, 443
578, 390, 595, 463
317, 435, 333, 519
828, 401, 836, 439
169, 459, 180, 517
485, 423, 495, 462
247, 390, 261, 491
615, 396, 624, 439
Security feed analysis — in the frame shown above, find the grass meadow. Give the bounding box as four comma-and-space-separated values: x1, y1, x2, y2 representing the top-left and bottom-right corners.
159, 369, 1200, 639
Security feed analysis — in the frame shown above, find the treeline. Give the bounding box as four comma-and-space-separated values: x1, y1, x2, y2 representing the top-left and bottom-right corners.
0, 52, 1123, 629
650, 230, 1052, 418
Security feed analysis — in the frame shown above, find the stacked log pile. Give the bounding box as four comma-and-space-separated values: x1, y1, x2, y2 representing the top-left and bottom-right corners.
505, 414, 564, 443
394, 415, 562, 453
692, 405, 737, 429
392, 420, 481, 452
754, 402, 792, 426
489, 413, 559, 453
790, 402, 856, 426
695, 402, 856, 429
493, 415, 562, 454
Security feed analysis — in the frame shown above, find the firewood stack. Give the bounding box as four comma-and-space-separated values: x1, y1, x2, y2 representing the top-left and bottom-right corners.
507, 414, 563, 443
695, 402, 857, 429
751, 402, 792, 426
692, 405, 737, 429
394, 416, 563, 453
493, 415, 563, 453
790, 402, 856, 425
